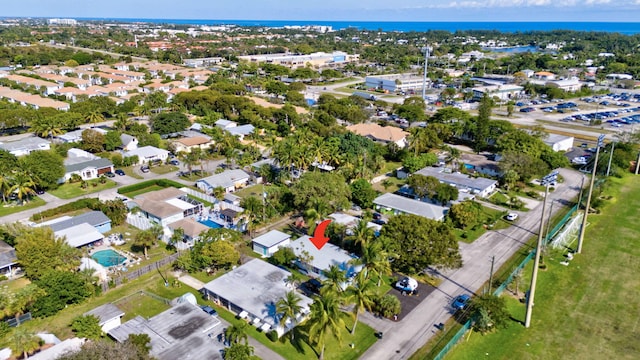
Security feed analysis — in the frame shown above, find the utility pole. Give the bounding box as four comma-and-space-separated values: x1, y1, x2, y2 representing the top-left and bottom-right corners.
488, 255, 495, 294
606, 142, 615, 177
577, 134, 605, 254
524, 170, 557, 328
422, 46, 430, 101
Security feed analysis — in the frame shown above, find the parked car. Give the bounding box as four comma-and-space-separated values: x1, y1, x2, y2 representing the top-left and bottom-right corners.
452, 294, 471, 311
505, 213, 519, 221
104, 172, 115, 178
35, 188, 45, 195
140, 166, 150, 173
169, 159, 180, 166
115, 169, 125, 176
201, 306, 218, 317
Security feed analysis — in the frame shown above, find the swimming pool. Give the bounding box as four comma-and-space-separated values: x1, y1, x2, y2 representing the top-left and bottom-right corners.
92, 249, 127, 267
198, 219, 224, 229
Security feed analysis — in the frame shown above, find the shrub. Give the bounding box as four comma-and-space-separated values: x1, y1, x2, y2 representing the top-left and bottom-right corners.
373, 294, 401, 318
266, 330, 278, 342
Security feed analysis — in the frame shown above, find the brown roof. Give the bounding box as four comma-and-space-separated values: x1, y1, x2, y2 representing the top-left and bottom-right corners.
135, 198, 183, 219
167, 218, 209, 238
346, 123, 408, 143
175, 136, 210, 147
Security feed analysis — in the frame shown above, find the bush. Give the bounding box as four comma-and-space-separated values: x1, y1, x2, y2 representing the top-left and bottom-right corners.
0, 275, 7, 282
267, 330, 278, 342
373, 294, 401, 318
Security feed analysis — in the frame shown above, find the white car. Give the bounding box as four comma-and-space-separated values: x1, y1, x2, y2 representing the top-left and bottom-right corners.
506, 213, 519, 221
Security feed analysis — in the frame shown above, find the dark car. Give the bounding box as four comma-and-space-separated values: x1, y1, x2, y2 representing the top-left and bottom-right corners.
115, 169, 125, 176
140, 166, 150, 173
35, 188, 45, 195
201, 305, 218, 317
169, 159, 180, 166
520, 107, 535, 113
104, 172, 116, 178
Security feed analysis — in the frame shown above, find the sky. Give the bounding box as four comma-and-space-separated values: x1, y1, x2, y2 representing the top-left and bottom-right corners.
3, 0, 640, 22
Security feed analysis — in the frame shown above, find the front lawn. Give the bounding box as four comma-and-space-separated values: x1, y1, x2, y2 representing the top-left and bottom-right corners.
453, 205, 508, 243
150, 164, 179, 175
121, 166, 144, 179
0, 196, 46, 217
120, 184, 164, 198
212, 303, 378, 360
49, 179, 117, 199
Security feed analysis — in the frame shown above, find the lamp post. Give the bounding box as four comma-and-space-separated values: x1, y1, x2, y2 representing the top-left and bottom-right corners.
577, 134, 605, 254
421, 46, 430, 101
524, 170, 558, 328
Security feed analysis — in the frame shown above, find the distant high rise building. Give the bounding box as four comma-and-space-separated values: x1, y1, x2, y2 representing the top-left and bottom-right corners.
48, 18, 77, 26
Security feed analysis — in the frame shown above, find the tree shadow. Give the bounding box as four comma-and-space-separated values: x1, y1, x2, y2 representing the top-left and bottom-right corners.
286, 324, 318, 357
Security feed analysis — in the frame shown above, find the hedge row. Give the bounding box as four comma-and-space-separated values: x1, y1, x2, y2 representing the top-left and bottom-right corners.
117, 179, 185, 195
32, 198, 102, 221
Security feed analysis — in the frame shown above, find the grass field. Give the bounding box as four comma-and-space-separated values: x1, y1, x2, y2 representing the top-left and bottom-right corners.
150, 164, 179, 175
120, 184, 164, 198
453, 205, 509, 244
113, 291, 171, 321
49, 179, 117, 199
445, 175, 640, 360
121, 166, 144, 179
0, 196, 45, 217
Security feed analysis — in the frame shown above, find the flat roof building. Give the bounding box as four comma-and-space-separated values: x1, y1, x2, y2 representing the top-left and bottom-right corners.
415, 166, 498, 198
288, 236, 361, 279
373, 193, 448, 221
365, 73, 431, 93
252, 230, 291, 257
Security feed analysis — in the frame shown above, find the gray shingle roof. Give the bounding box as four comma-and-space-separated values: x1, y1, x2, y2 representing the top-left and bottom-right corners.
84, 303, 124, 325
373, 193, 448, 220
49, 211, 111, 232
0, 240, 17, 269
64, 158, 113, 173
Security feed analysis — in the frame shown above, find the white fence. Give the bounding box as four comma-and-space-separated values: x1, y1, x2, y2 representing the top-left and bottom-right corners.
180, 187, 218, 204
126, 213, 153, 231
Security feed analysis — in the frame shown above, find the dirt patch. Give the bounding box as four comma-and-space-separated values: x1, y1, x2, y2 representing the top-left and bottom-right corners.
248, 96, 309, 114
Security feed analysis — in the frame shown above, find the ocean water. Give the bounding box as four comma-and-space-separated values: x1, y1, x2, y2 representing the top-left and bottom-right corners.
75, 18, 640, 34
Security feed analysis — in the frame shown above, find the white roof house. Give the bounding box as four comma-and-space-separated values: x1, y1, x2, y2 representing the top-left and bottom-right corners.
252, 230, 291, 257
202, 259, 313, 336
288, 236, 361, 279
373, 193, 448, 221
124, 146, 169, 165
0, 137, 51, 156
196, 169, 251, 194
84, 303, 125, 333
55, 223, 104, 248
415, 166, 498, 198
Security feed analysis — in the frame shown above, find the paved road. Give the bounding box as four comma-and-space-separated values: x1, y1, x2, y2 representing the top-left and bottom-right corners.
360, 168, 583, 360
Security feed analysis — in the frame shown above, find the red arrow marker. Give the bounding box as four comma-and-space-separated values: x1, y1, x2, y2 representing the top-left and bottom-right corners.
309, 219, 332, 250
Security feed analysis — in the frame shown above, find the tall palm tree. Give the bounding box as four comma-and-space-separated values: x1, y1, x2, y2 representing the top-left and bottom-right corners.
133, 229, 157, 259
30, 117, 63, 140
9, 172, 35, 204
354, 241, 394, 287
345, 275, 376, 334
348, 219, 374, 253
240, 196, 263, 237
276, 291, 303, 341
322, 265, 347, 294
85, 110, 105, 126
308, 292, 346, 360
225, 322, 249, 345
0, 173, 12, 203
10, 328, 41, 359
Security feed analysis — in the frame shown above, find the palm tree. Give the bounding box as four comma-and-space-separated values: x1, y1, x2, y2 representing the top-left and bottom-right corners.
285, 272, 303, 289
10, 328, 41, 359
8, 284, 45, 324
9, 172, 35, 204
133, 229, 157, 259
30, 117, 63, 140
225, 322, 249, 345
240, 196, 263, 237
348, 219, 374, 253
85, 110, 105, 126
354, 241, 394, 287
308, 292, 346, 360
276, 291, 303, 341
0, 173, 12, 203
323, 265, 347, 294
345, 275, 376, 334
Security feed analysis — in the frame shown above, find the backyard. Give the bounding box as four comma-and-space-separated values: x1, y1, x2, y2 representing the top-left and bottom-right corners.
49, 179, 117, 199
445, 175, 639, 360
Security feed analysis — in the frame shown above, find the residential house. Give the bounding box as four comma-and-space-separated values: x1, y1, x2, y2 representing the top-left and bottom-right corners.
131, 188, 203, 226
196, 169, 251, 194
288, 236, 361, 279
215, 119, 237, 130
85, 304, 125, 333
202, 259, 313, 336
373, 193, 448, 221
0, 137, 51, 156
6, 74, 61, 95
108, 302, 222, 360
62, 148, 114, 182
171, 135, 213, 153
227, 124, 255, 140
415, 166, 498, 198
346, 123, 409, 148
461, 153, 502, 177
534, 71, 556, 80
46, 210, 113, 234
167, 218, 210, 246
544, 134, 574, 152
252, 230, 291, 257
55, 223, 105, 248
0, 240, 17, 278
120, 134, 138, 151
124, 146, 169, 165
28, 338, 86, 360
56, 129, 86, 143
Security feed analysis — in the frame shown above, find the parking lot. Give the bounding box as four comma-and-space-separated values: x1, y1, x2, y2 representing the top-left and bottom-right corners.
389, 275, 436, 321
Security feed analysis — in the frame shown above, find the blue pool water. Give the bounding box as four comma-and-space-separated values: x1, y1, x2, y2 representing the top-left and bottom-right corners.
198, 219, 224, 229
92, 249, 127, 267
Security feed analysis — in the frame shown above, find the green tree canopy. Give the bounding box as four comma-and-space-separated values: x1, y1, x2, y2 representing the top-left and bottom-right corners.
150, 112, 190, 135
467, 293, 511, 334
71, 315, 103, 340
14, 226, 81, 280
19, 150, 65, 189
291, 172, 351, 212
32, 270, 94, 317
350, 178, 377, 209
380, 214, 462, 274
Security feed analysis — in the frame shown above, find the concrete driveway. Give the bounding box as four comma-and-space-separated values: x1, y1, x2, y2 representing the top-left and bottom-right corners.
360, 168, 583, 360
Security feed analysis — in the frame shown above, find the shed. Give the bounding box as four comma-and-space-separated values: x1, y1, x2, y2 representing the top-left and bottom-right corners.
252, 230, 291, 257
85, 303, 125, 333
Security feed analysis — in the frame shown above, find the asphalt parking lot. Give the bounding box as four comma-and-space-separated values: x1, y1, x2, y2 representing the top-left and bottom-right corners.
389, 275, 436, 321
